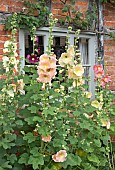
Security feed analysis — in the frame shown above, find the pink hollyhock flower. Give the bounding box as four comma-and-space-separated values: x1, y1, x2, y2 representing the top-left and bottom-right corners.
41, 135, 52, 142
95, 70, 104, 78
37, 73, 51, 83
93, 64, 103, 73
52, 150, 67, 162
103, 76, 111, 83
100, 79, 106, 88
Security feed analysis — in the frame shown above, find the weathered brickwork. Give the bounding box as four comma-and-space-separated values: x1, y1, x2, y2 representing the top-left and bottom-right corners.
103, 3, 115, 91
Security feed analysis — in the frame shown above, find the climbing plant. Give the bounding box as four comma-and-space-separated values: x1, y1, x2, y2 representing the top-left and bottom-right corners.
3, 0, 50, 38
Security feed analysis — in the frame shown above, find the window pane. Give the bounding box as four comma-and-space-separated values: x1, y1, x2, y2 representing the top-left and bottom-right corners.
25, 35, 44, 65
53, 36, 66, 60
79, 38, 89, 65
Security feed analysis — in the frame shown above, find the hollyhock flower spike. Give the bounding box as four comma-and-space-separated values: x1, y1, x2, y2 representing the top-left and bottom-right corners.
52, 150, 67, 162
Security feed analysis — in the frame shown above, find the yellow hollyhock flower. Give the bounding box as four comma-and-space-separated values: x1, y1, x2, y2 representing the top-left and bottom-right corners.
91, 100, 103, 110
73, 65, 84, 77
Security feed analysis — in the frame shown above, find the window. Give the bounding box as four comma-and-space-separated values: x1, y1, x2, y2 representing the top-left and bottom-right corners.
19, 27, 96, 94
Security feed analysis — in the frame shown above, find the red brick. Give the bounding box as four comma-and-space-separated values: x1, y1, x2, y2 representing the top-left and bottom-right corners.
0, 5, 6, 12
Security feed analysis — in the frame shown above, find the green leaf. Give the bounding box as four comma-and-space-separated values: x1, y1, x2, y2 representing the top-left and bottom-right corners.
30, 147, 39, 156
94, 139, 101, 147
18, 153, 29, 164
30, 94, 39, 100
15, 120, 23, 126
2, 161, 12, 169
23, 132, 35, 143
28, 105, 37, 113
88, 154, 100, 164
28, 155, 44, 169
7, 154, 17, 164
62, 154, 81, 168
33, 116, 42, 122
25, 117, 34, 125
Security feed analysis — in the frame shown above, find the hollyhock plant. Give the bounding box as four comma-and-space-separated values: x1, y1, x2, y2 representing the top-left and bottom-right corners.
1, 13, 114, 170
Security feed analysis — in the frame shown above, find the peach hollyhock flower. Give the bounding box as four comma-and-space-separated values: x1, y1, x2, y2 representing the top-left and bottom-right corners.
37, 67, 45, 75
52, 150, 67, 162
91, 100, 103, 110
49, 55, 57, 64
41, 135, 52, 142
39, 60, 51, 71
73, 65, 84, 77
93, 64, 103, 73
40, 54, 49, 62
37, 73, 51, 83
46, 68, 57, 78
101, 120, 110, 129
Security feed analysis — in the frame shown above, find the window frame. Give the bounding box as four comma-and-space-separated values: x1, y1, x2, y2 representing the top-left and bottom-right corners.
19, 27, 96, 95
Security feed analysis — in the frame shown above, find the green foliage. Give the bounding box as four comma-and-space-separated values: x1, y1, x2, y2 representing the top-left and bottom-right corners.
59, 0, 97, 30
3, 0, 50, 38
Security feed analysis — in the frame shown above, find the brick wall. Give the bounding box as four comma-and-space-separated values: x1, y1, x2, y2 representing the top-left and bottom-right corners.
103, 3, 115, 91
51, 0, 89, 20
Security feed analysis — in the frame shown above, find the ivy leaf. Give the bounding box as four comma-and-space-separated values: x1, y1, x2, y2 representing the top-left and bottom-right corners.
23, 132, 35, 143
